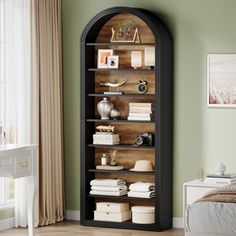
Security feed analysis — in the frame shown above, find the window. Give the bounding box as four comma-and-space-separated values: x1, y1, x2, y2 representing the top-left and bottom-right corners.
0, 0, 17, 208
0, 0, 17, 144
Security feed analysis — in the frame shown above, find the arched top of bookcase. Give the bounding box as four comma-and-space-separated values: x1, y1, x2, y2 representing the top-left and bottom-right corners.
81, 7, 171, 44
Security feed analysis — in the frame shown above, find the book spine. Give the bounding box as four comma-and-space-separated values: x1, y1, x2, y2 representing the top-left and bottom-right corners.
127, 117, 151, 121
93, 137, 120, 141
93, 134, 119, 139
129, 103, 152, 107
129, 113, 151, 117
206, 175, 236, 179
205, 178, 236, 184
129, 107, 152, 113
93, 141, 120, 145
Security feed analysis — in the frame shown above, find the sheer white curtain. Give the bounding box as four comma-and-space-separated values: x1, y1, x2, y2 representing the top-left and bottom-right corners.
0, 0, 38, 227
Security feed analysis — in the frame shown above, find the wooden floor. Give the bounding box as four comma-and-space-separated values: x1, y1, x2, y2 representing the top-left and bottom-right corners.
0, 221, 184, 236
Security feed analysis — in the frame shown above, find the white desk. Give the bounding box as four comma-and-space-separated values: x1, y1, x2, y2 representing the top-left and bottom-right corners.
0, 145, 37, 236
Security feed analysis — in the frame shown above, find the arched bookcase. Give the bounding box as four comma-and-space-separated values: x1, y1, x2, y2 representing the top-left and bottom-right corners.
80, 7, 173, 231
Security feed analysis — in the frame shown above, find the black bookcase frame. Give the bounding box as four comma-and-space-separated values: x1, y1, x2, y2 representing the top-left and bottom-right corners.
80, 6, 173, 231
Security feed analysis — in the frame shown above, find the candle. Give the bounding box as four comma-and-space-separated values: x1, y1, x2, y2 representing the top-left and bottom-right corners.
131, 51, 142, 69
144, 47, 155, 69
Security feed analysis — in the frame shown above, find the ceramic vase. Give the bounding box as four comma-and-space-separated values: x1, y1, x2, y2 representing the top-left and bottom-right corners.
97, 98, 113, 120
110, 108, 120, 120
214, 163, 226, 175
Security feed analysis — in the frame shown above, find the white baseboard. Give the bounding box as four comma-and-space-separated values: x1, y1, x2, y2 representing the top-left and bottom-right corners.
66, 210, 183, 228
0, 217, 15, 231
173, 217, 183, 228
66, 210, 80, 221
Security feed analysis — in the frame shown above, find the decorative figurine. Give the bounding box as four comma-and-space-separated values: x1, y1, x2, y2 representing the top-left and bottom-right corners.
110, 109, 121, 120
110, 21, 140, 43
96, 125, 115, 133
100, 80, 128, 94
110, 150, 118, 166
97, 98, 113, 120
214, 163, 226, 175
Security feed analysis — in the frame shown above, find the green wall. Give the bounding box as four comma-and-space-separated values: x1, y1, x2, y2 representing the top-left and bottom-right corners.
62, 0, 236, 218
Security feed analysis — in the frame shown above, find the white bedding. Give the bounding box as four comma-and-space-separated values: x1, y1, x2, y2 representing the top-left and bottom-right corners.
186, 202, 236, 236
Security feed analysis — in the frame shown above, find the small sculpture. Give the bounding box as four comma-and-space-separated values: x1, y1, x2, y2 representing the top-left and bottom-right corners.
214, 163, 226, 175
100, 80, 128, 88
100, 80, 128, 94
110, 21, 141, 43
96, 125, 115, 133
110, 150, 118, 166
110, 109, 120, 120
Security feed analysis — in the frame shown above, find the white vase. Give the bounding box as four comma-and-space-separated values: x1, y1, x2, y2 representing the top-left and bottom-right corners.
97, 98, 113, 120
214, 163, 226, 175
110, 108, 120, 120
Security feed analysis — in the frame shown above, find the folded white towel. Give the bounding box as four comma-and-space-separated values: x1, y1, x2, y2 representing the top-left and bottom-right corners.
90, 190, 127, 196
91, 185, 127, 191
128, 190, 155, 198
90, 179, 126, 187
129, 182, 155, 192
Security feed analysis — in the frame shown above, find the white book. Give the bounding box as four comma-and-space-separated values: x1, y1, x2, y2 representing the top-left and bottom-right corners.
93, 141, 120, 145
129, 113, 151, 117
129, 103, 152, 108
93, 134, 120, 141
93, 138, 120, 143
129, 107, 152, 113
205, 178, 236, 184
127, 116, 151, 121
207, 174, 236, 179
95, 132, 113, 135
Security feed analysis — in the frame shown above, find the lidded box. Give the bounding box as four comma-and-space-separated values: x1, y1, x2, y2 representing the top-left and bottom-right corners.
94, 202, 131, 222
96, 202, 129, 212
131, 206, 155, 224
94, 210, 131, 222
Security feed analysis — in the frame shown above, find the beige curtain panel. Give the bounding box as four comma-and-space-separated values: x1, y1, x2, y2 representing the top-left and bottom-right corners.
31, 0, 64, 226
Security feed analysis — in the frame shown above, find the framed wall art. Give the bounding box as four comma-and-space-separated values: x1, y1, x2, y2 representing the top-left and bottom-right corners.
97, 49, 113, 68
207, 54, 236, 108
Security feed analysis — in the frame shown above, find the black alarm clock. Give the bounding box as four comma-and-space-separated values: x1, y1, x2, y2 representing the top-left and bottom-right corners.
137, 80, 148, 94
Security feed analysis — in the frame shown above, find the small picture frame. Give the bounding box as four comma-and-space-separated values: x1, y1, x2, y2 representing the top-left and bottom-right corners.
107, 55, 119, 69
97, 49, 113, 68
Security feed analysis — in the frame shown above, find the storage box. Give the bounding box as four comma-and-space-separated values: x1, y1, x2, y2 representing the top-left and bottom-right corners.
131, 206, 155, 224
94, 210, 131, 222
96, 202, 129, 212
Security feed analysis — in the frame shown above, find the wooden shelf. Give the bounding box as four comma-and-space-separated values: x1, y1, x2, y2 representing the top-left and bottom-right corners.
83, 220, 157, 231
86, 118, 155, 124
87, 68, 155, 72
86, 42, 155, 46
87, 194, 155, 200
88, 93, 155, 97
87, 169, 155, 175
88, 144, 155, 150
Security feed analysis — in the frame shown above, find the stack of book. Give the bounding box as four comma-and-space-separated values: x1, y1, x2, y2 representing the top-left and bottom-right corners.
127, 103, 153, 121
205, 174, 236, 184
93, 132, 120, 145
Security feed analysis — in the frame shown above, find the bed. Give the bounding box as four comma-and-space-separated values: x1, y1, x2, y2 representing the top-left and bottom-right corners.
186, 184, 236, 236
